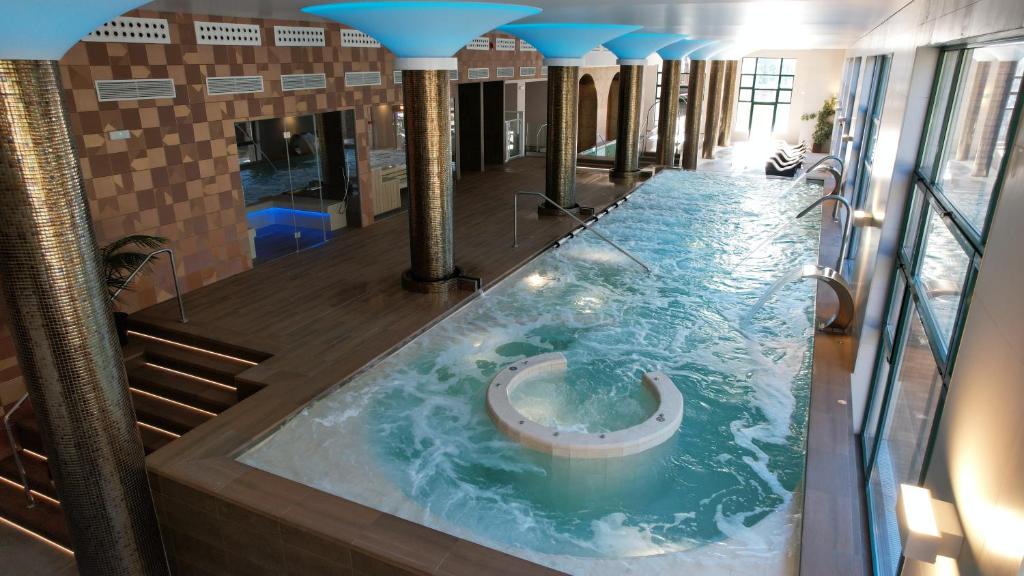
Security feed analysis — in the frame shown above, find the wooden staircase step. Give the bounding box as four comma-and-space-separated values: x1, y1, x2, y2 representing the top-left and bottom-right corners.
0, 450, 56, 500
0, 470, 69, 548
129, 389, 213, 436
143, 342, 250, 386
128, 363, 236, 413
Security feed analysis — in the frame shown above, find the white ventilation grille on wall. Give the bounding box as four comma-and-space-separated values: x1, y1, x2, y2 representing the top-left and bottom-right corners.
468, 68, 490, 80
520, 40, 536, 52
466, 37, 489, 51
206, 75, 264, 96
449, 69, 459, 81
495, 38, 516, 51
496, 67, 514, 78
345, 71, 382, 87
274, 26, 325, 46
393, 70, 403, 84
281, 73, 327, 91
341, 29, 381, 48
95, 79, 175, 102
195, 22, 262, 46
519, 66, 537, 77
84, 17, 171, 44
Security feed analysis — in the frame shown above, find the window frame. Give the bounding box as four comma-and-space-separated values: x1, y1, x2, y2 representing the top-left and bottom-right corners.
737, 57, 797, 134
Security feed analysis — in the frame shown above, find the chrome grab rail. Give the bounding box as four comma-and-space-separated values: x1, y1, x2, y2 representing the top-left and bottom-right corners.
2, 393, 35, 508
797, 193, 852, 273
109, 248, 187, 323
513, 192, 652, 274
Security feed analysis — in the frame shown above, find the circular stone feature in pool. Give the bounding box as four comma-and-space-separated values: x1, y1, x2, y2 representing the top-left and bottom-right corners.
486, 352, 683, 458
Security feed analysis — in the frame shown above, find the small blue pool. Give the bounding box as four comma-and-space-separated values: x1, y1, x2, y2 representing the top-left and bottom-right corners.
241, 169, 822, 575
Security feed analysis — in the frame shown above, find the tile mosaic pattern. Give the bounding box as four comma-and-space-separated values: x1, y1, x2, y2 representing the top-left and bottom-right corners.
0, 9, 542, 399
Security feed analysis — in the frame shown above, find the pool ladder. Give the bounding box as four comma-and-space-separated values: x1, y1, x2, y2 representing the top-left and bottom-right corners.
512, 191, 652, 274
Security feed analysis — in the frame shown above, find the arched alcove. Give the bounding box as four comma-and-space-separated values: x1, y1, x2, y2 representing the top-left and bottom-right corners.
577, 74, 598, 152
606, 72, 620, 141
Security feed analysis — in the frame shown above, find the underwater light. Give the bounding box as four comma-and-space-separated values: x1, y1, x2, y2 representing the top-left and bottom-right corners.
525, 273, 550, 288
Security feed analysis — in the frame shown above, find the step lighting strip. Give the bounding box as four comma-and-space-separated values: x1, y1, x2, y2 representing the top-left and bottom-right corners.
129, 388, 218, 418
0, 474, 60, 507
0, 515, 73, 555
136, 421, 180, 439
126, 330, 259, 366
143, 362, 237, 392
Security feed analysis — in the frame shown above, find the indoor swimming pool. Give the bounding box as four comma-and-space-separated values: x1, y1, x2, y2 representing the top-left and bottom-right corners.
241, 169, 824, 574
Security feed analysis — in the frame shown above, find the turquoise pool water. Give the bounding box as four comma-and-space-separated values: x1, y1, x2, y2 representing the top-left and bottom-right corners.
241, 170, 822, 574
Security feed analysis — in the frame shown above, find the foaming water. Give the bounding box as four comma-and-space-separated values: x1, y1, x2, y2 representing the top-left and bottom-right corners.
241, 170, 822, 575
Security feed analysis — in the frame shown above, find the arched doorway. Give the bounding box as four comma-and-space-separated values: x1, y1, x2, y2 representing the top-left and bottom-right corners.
606, 73, 620, 141
577, 74, 598, 152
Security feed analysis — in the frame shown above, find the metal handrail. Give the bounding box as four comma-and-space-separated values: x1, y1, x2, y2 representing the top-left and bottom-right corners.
640, 99, 660, 153
797, 193, 852, 271
513, 192, 652, 273
534, 123, 548, 152
110, 248, 187, 323
3, 393, 35, 508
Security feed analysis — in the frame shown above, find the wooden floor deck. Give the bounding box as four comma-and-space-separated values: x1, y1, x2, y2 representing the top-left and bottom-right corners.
135, 156, 870, 576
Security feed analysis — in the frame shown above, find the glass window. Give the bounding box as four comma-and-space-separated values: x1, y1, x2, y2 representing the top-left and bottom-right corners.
901, 184, 926, 267
885, 273, 907, 345
867, 305, 945, 576
738, 57, 797, 135
917, 206, 971, 352
936, 43, 1024, 235
919, 52, 961, 180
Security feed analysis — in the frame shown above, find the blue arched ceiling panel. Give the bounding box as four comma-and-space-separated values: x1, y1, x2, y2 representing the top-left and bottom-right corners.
303, 2, 541, 58
688, 42, 724, 60
497, 23, 639, 60
1, 0, 149, 60
603, 32, 686, 61
657, 39, 713, 61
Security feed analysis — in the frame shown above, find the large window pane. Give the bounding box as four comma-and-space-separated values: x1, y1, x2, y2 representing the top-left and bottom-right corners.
755, 74, 780, 89
867, 304, 945, 576
756, 58, 781, 75
937, 42, 1024, 234
740, 74, 754, 88
919, 52, 961, 180
901, 184, 926, 267
742, 57, 756, 74
781, 58, 797, 75
918, 206, 971, 352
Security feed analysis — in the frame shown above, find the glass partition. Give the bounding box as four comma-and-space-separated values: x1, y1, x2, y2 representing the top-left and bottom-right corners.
505, 111, 524, 161
237, 110, 358, 264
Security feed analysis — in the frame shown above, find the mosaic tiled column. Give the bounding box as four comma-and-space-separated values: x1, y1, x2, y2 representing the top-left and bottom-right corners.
612, 63, 644, 179
0, 59, 167, 575
718, 60, 739, 147
401, 68, 460, 292
543, 64, 581, 214
655, 59, 682, 166
702, 60, 725, 159
682, 60, 707, 170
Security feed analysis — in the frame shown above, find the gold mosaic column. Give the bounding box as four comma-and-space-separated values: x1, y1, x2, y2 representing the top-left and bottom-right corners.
682, 60, 707, 170
401, 69, 460, 292
702, 60, 725, 159
543, 65, 581, 213
612, 64, 644, 179
0, 60, 167, 575
655, 59, 682, 166
718, 60, 739, 147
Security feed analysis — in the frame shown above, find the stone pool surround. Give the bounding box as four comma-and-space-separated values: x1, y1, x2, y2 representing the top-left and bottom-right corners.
486, 352, 683, 458
142, 168, 858, 576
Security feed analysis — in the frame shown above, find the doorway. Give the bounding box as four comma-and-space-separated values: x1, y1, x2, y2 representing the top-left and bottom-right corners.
606, 73, 620, 141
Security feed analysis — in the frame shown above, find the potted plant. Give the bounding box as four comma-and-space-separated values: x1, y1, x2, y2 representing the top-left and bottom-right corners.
801, 96, 837, 153
102, 235, 167, 344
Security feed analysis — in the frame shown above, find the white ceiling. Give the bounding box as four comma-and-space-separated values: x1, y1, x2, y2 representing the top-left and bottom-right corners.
141, 0, 901, 49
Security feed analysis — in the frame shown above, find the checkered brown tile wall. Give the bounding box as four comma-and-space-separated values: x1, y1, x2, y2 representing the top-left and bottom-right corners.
0, 9, 543, 401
